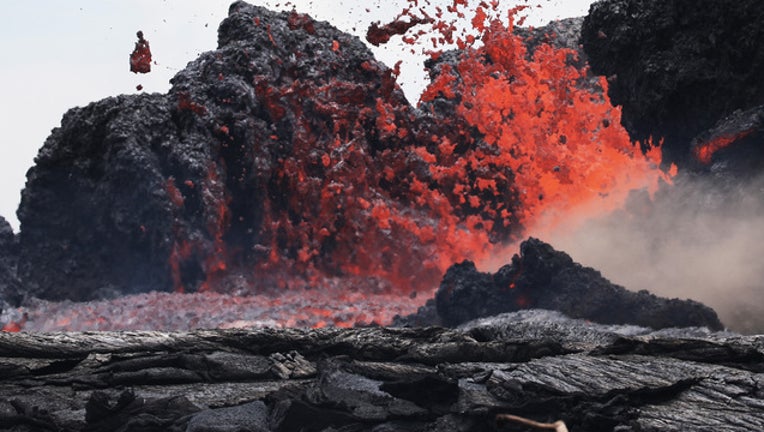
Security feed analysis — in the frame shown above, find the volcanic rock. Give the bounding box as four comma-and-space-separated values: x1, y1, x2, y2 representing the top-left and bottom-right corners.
690, 104, 764, 172
16, 2, 438, 301
425, 238, 724, 330
1, 313, 762, 431
0, 216, 21, 311
581, 0, 764, 167
16, 1, 610, 303
515, 17, 587, 68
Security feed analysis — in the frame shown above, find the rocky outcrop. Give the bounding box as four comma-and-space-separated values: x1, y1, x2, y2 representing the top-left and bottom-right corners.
16, 2, 438, 301
0, 312, 761, 431
0, 216, 21, 311
16, 2, 608, 303
400, 238, 724, 330
581, 0, 764, 167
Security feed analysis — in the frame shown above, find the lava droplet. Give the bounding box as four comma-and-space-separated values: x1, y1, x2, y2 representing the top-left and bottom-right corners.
130, 30, 152, 74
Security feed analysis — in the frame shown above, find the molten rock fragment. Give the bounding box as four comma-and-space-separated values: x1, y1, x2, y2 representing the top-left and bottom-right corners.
129, 30, 152, 74
431, 238, 724, 330
366, 16, 433, 46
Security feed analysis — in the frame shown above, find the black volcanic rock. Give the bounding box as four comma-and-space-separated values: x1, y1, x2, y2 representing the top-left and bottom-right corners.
0, 216, 21, 309
2, 320, 764, 431
16, 2, 426, 301
434, 238, 724, 330
18, 94, 186, 301
16, 2, 596, 302
581, 0, 764, 166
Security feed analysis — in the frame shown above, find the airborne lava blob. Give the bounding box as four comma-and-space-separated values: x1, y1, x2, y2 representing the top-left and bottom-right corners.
130, 30, 152, 74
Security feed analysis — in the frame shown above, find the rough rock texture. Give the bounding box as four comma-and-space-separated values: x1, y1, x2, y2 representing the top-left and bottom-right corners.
0, 216, 21, 310
410, 238, 723, 330
689, 104, 764, 172
1, 311, 762, 431
17, 2, 431, 301
18, 93, 185, 301
16, 2, 603, 303
516, 17, 587, 67
581, 0, 764, 166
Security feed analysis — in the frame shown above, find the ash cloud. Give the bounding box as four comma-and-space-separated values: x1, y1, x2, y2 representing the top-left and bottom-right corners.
533, 174, 764, 334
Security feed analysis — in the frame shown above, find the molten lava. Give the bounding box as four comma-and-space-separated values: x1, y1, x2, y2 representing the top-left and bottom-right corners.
163, 2, 673, 315
130, 30, 152, 74
3, 2, 677, 332
693, 129, 755, 164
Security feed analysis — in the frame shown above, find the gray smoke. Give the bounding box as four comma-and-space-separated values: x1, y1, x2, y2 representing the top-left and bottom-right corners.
527, 173, 764, 334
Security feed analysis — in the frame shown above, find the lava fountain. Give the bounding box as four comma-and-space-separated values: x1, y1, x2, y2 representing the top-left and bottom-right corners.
3, 1, 672, 332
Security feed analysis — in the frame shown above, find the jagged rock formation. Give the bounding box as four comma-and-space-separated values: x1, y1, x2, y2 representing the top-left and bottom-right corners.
1, 312, 761, 431
689, 104, 764, 173
16, 2, 442, 301
0, 216, 20, 311
398, 238, 723, 330
15, 1, 613, 303
581, 0, 764, 167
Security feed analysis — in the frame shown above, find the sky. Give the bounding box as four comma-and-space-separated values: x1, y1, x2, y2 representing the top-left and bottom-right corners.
0, 0, 595, 232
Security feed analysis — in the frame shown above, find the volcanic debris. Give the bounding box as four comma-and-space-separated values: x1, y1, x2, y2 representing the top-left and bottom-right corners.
0, 314, 762, 431
581, 0, 764, 168
0, 216, 21, 313
1, 0, 758, 333
130, 30, 152, 74
17, 2, 429, 301
12, 1, 601, 303
397, 238, 724, 330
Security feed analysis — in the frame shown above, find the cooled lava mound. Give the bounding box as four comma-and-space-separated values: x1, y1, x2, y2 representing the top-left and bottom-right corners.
397, 238, 723, 330
0, 217, 20, 311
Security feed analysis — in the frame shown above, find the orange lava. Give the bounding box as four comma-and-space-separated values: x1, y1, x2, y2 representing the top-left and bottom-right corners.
166, 1, 673, 303
5, 3, 680, 333
130, 30, 152, 74
693, 129, 755, 164
415, 3, 672, 233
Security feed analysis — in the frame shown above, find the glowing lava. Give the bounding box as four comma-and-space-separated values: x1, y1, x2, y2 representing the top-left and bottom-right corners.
4, 2, 678, 332
130, 30, 152, 74
171, 1, 673, 305
694, 129, 755, 165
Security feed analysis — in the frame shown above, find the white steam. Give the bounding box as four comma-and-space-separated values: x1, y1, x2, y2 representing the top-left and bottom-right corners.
524, 174, 764, 334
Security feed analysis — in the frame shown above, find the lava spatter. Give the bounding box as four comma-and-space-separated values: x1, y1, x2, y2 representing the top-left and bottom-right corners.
228, 2, 672, 300
406, 1, 671, 234
162, 2, 672, 297
15, 3, 675, 329
130, 30, 152, 74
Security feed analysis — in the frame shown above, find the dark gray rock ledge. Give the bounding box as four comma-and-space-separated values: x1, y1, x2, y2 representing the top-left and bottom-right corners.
1, 310, 762, 431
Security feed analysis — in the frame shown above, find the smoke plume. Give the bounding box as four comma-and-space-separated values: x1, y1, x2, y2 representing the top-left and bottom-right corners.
520, 173, 764, 334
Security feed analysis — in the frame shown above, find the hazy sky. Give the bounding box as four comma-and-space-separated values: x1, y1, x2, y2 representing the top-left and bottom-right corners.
0, 0, 595, 231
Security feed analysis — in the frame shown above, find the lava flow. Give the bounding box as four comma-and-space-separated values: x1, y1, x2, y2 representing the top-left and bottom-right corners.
4, 2, 675, 332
